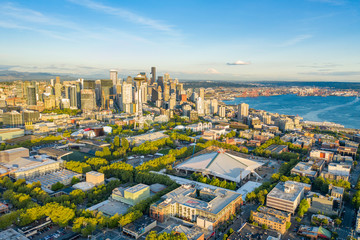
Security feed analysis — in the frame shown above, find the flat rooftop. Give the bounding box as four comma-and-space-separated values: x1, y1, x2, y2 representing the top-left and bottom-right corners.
159, 185, 242, 215
253, 211, 286, 224
38, 147, 73, 159
123, 216, 156, 233
267, 181, 304, 202
87, 171, 104, 177
126, 183, 149, 194
291, 162, 317, 176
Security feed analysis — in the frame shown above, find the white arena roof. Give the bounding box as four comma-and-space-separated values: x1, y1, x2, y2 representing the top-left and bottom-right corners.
175, 150, 264, 183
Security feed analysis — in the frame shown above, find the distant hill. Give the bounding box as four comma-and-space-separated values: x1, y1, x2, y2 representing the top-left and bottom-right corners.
0, 70, 75, 81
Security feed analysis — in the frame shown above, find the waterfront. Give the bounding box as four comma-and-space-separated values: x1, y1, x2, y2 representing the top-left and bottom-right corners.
223, 94, 360, 129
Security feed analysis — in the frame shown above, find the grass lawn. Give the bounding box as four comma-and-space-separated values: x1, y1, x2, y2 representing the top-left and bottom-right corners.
158, 148, 171, 155
62, 151, 94, 162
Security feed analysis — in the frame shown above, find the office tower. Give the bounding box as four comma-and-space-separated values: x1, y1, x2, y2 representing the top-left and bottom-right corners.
121, 82, 133, 113
55, 82, 62, 107
27, 86, 37, 105
15, 82, 23, 98
95, 80, 101, 107
157, 76, 164, 90
196, 97, 204, 116
64, 85, 70, 99
81, 89, 96, 112
151, 88, 160, 102
182, 104, 192, 117
75, 82, 81, 109
61, 99, 70, 109
44, 95, 56, 109
50, 79, 55, 87
151, 67, 156, 85
100, 80, 113, 109
204, 99, 211, 115
126, 76, 133, 84
78, 78, 84, 90
140, 82, 148, 103
56, 76, 61, 84
69, 85, 77, 109
83, 80, 96, 89
163, 84, 170, 102
23, 81, 30, 99
190, 92, 198, 102
210, 98, 218, 115
23, 110, 40, 123
199, 88, 205, 101
218, 105, 226, 118
176, 83, 184, 99
164, 73, 170, 82
2, 111, 23, 127
110, 70, 118, 86
44, 86, 53, 95
238, 103, 249, 121
169, 93, 176, 110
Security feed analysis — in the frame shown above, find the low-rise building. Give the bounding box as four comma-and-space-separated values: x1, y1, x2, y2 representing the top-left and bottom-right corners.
290, 161, 318, 179
266, 181, 305, 214
86, 171, 105, 186
252, 211, 287, 234
112, 183, 150, 206
297, 225, 332, 239
307, 192, 341, 217
337, 146, 357, 159
356, 208, 360, 233
0, 229, 29, 240
310, 150, 334, 163
0, 202, 9, 214
150, 185, 242, 231
161, 224, 204, 240
123, 216, 156, 239
26, 169, 82, 189
265, 145, 288, 154
0, 128, 24, 141
320, 163, 351, 181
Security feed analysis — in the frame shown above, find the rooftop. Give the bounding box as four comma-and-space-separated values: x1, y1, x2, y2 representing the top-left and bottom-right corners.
126, 183, 149, 194
0, 229, 29, 240
176, 150, 263, 182
267, 181, 304, 202
157, 185, 242, 215
253, 211, 286, 224
123, 216, 156, 234
38, 147, 73, 159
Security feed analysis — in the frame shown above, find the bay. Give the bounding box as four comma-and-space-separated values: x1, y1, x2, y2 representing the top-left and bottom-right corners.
223, 94, 360, 129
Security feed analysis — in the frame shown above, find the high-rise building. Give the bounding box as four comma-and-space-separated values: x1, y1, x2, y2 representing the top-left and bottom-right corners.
110, 70, 118, 86
169, 93, 176, 110
81, 89, 96, 112
69, 85, 77, 109
100, 80, 113, 109
121, 82, 133, 112
27, 86, 37, 106
56, 76, 61, 84
157, 76, 164, 90
83, 80, 96, 89
218, 105, 226, 118
2, 111, 23, 127
238, 103, 249, 121
210, 98, 218, 115
196, 97, 204, 116
54, 82, 62, 107
50, 79, 55, 87
163, 84, 170, 102
151, 67, 156, 85
23, 110, 40, 123
199, 88, 205, 101
164, 73, 170, 82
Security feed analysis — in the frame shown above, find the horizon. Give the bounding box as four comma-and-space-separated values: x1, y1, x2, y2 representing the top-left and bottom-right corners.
0, 0, 359, 81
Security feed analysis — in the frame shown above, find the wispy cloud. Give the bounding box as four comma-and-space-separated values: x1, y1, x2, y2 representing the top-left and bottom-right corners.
68, 0, 178, 36
308, 0, 346, 6
281, 34, 312, 46
0, 3, 152, 43
227, 60, 250, 66
206, 68, 220, 74
299, 71, 360, 76
297, 63, 342, 68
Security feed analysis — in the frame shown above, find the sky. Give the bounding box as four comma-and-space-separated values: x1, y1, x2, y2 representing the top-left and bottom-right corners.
0, 0, 359, 81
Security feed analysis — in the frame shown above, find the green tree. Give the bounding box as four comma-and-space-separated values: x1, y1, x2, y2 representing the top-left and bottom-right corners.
51, 182, 65, 191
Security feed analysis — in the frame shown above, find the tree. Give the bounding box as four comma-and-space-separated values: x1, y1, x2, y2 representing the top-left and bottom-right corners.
298, 199, 310, 217
262, 224, 268, 229
51, 182, 65, 191
114, 136, 120, 147
70, 189, 86, 205
71, 177, 80, 185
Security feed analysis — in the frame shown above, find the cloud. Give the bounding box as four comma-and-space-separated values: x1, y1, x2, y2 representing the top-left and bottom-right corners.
308, 0, 346, 5
299, 71, 360, 76
281, 34, 312, 46
227, 60, 250, 65
297, 63, 342, 69
206, 68, 220, 74
68, 0, 178, 36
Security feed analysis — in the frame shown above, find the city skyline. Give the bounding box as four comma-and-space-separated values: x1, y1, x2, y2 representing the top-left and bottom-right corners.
0, 0, 360, 81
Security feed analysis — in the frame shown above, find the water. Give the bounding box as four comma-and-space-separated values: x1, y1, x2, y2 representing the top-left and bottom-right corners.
223, 94, 360, 129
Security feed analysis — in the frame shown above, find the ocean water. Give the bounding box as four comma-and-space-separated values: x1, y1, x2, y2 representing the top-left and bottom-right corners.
223, 94, 360, 129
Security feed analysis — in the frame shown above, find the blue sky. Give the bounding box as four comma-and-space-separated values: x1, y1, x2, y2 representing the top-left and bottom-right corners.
0, 0, 359, 81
